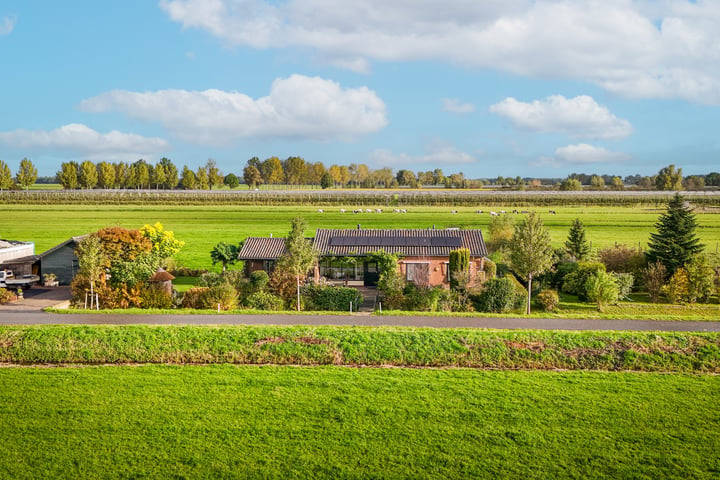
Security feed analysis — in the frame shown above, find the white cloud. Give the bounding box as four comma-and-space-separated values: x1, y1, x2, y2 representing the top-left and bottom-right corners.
160, 0, 720, 104
0, 124, 169, 161
490, 95, 633, 140
534, 143, 630, 167
442, 98, 475, 114
0, 15, 16, 35
80, 74, 387, 145
370, 143, 476, 168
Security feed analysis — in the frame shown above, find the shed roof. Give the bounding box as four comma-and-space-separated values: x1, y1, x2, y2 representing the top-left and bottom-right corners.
237, 237, 288, 260
148, 267, 175, 282
38, 235, 89, 258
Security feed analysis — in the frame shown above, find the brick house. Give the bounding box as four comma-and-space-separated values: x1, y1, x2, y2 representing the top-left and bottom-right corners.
238, 227, 488, 288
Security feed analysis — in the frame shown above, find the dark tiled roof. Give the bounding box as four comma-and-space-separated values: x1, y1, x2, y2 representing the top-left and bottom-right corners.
238, 237, 288, 260
314, 228, 487, 257
238, 229, 488, 260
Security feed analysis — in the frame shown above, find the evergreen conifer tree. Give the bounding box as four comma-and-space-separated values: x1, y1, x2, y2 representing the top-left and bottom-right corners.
646, 194, 703, 276
565, 218, 591, 261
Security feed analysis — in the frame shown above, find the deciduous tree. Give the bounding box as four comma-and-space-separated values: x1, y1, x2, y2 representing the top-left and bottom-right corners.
79, 160, 98, 189
243, 165, 263, 189
510, 212, 555, 314
181, 165, 196, 189
57, 162, 79, 190
655, 164, 683, 191
276, 216, 317, 311
206, 159, 223, 189
0, 160, 12, 190
223, 173, 240, 189
97, 162, 116, 189
16, 157, 38, 190
210, 242, 239, 273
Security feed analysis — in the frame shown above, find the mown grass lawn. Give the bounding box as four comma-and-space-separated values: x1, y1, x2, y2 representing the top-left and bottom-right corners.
0, 365, 718, 479
3, 204, 720, 269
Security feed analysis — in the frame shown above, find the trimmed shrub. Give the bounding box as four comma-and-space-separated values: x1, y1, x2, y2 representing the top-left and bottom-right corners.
449, 248, 470, 290
474, 277, 518, 313
181, 287, 212, 309
585, 272, 620, 312
401, 283, 442, 312
506, 274, 528, 308
536, 289, 559, 311
552, 261, 579, 290
245, 291, 284, 311
205, 283, 238, 311
562, 262, 606, 301
482, 258, 497, 280
302, 284, 362, 311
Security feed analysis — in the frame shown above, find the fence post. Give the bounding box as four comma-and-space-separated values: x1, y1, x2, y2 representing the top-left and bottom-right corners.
350, 301, 353, 313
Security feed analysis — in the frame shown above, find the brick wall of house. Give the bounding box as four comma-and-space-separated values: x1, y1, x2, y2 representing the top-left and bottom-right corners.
398, 257, 485, 287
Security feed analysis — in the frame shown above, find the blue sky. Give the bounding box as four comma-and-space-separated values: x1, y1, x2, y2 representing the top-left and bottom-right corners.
1, 1, 719, 178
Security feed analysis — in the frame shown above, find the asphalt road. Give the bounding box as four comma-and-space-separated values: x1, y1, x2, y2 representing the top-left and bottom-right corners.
2, 287, 719, 331
1, 310, 719, 331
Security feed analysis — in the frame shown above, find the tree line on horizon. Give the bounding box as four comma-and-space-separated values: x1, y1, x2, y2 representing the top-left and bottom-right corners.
0, 156, 718, 191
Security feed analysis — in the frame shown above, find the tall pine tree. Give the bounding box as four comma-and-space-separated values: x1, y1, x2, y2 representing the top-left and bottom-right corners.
646, 194, 703, 277
565, 218, 591, 261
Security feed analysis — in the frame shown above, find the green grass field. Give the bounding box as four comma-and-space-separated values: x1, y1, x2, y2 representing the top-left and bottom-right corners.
1, 365, 718, 479
3, 204, 720, 269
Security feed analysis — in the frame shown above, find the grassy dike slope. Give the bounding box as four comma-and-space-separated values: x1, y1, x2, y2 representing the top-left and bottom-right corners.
1, 366, 718, 479
1, 325, 719, 371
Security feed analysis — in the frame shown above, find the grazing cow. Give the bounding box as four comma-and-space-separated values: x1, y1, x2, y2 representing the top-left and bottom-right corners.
401, 209, 407, 213
476, 210, 483, 214
366, 209, 372, 213
521, 210, 529, 214
375, 209, 383, 213
393, 209, 400, 213
340, 209, 346, 213
490, 211, 498, 216
512, 209, 519, 214
549, 210, 557, 214
317, 209, 324, 213
451, 210, 458, 214
499, 210, 506, 214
